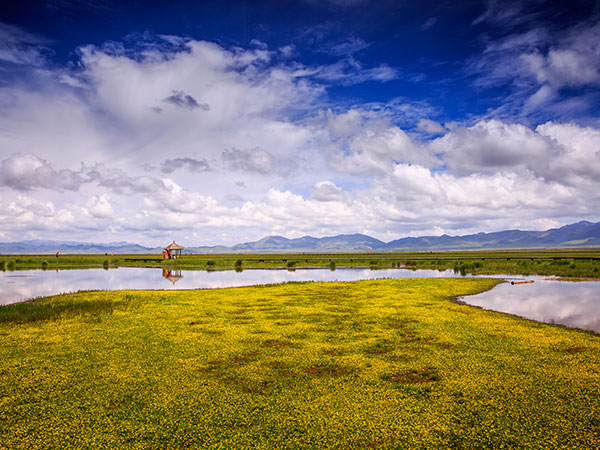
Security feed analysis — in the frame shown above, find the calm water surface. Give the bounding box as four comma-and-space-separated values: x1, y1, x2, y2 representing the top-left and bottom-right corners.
459, 277, 600, 333
1, 267, 599, 333
1, 267, 468, 305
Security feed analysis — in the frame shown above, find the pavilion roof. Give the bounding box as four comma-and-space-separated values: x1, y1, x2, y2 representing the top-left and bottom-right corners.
166, 275, 183, 284
165, 241, 184, 251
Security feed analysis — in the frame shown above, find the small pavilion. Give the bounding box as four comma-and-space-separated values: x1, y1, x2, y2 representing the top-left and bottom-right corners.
163, 241, 184, 259
162, 268, 183, 284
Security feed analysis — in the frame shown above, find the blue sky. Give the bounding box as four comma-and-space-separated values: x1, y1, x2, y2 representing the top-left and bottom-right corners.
0, 0, 599, 245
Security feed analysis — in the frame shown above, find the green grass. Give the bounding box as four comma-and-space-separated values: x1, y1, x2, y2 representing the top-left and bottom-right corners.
1, 278, 599, 449
2, 249, 600, 278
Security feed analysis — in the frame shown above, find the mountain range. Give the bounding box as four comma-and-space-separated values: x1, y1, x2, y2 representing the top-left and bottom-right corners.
1, 221, 599, 254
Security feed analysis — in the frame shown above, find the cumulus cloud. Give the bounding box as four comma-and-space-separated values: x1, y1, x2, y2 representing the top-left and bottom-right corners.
0, 31, 599, 244
163, 90, 210, 110
86, 164, 162, 196
222, 148, 276, 174
310, 181, 347, 202
0, 154, 84, 192
429, 119, 600, 185
161, 157, 210, 174
535, 121, 600, 184
417, 118, 446, 134
86, 194, 115, 218
429, 120, 553, 176
312, 109, 440, 174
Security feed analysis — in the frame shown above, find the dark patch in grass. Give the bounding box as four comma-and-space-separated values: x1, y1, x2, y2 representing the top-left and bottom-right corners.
305, 364, 353, 377
397, 328, 421, 343
364, 340, 393, 355
563, 346, 586, 354
433, 342, 455, 350
286, 331, 308, 340
303, 313, 330, 322
265, 361, 294, 377
261, 339, 295, 349
240, 380, 271, 395
322, 347, 346, 356
387, 318, 418, 329
200, 329, 223, 336
387, 368, 440, 384
222, 376, 272, 396
201, 360, 224, 372
231, 351, 259, 364
386, 354, 410, 362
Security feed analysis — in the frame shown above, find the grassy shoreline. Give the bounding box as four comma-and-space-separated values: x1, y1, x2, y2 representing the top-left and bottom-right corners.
2, 248, 600, 278
1, 278, 599, 449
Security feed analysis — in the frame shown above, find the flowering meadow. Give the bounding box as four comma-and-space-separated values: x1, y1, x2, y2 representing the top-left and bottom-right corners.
1, 278, 599, 449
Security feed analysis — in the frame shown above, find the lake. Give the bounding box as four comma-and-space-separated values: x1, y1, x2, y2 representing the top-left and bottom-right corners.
1, 267, 599, 333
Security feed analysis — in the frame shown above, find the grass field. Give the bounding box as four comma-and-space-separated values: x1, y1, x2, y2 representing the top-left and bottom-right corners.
1, 278, 599, 449
2, 248, 600, 278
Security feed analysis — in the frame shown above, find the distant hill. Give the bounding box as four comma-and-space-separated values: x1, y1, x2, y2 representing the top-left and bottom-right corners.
1, 221, 599, 254
381, 220, 600, 251
0, 240, 161, 255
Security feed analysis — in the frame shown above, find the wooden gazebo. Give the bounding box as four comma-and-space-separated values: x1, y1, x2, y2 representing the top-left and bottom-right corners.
163, 241, 184, 259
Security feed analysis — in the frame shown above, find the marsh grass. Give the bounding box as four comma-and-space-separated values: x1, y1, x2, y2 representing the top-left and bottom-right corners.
1, 278, 600, 449
0, 292, 143, 324
1, 249, 600, 278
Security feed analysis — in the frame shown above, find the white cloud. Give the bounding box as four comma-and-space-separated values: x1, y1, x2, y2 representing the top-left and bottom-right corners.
310, 181, 347, 202
222, 148, 276, 174
312, 57, 399, 84
0, 30, 599, 245
86, 194, 114, 218
161, 157, 210, 174
0, 153, 84, 192
430, 119, 600, 185
429, 120, 553, 176
417, 118, 446, 135
468, 19, 600, 119
0, 21, 49, 66
314, 109, 440, 174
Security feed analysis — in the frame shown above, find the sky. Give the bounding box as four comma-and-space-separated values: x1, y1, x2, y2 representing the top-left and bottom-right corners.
0, 0, 599, 246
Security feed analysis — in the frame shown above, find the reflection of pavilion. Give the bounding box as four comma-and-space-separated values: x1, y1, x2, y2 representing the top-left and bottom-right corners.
162, 268, 183, 285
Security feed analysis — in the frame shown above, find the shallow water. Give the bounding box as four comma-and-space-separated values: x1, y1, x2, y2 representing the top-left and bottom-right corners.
1, 267, 599, 333
459, 276, 600, 333
0, 267, 470, 306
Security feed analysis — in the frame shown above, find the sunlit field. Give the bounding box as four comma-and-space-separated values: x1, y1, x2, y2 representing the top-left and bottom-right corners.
1, 278, 599, 449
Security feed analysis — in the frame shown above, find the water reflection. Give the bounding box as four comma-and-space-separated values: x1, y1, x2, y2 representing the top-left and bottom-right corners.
1, 268, 599, 333
162, 268, 183, 285
0, 267, 473, 306
459, 277, 600, 333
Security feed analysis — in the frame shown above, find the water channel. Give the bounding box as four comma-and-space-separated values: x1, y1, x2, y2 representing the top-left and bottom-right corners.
1, 267, 599, 333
